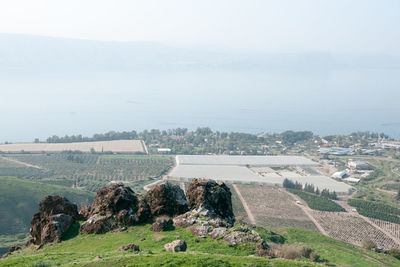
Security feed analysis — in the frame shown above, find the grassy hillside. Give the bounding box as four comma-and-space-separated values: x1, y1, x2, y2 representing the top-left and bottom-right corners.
1, 223, 399, 267
0, 176, 94, 236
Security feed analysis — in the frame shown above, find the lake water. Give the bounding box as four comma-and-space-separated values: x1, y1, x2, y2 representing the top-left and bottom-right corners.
1, 69, 399, 141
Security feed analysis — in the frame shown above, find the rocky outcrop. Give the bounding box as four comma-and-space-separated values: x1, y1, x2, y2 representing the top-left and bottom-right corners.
150, 216, 173, 232
30, 196, 80, 246
145, 183, 189, 217
164, 240, 187, 252
173, 179, 267, 250
186, 179, 234, 224
80, 184, 151, 234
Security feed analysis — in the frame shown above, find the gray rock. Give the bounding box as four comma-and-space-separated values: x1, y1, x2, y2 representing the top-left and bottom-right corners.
164, 240, 187, 252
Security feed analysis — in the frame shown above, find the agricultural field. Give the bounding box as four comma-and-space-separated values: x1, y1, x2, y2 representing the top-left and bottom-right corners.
311, 211, 400, 250
233, 184, 318, 231
287, 189, 345, 212
170, 155, 352, 193
0, 140, 146, 153
371, 219, 400, 241
0, 154, 173, 192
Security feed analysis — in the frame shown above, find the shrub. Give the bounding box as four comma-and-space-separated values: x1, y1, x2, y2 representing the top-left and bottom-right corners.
300, 246, 313, 258
362, 238, 377, 250
309, 251, 320, 262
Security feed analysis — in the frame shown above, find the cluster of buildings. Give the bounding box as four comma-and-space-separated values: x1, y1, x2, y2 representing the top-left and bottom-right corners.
331, 159, 372, 184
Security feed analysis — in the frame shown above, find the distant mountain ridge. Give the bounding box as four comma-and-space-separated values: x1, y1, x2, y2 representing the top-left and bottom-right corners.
1, 33, 400, 73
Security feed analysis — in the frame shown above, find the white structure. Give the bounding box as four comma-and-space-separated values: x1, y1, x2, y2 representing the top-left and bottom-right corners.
332, 171, 346, 179
176, 155, 319, 167
157, 148, 172, 153
344, 178, 360, 183
169, 155, 353, 193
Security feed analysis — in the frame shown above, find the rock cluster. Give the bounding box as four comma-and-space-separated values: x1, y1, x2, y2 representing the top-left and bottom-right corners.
80, 184, 151, 234
186, 178, 235, 224
27, 178, 265, 252
145, 183, 188, 217
29, 196, 81, 246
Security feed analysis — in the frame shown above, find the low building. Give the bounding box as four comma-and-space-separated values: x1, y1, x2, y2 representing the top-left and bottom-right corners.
332, 171, 347, 179
157, 148, 172, 154
344, 178, 360, 183
348, 160, 371, 170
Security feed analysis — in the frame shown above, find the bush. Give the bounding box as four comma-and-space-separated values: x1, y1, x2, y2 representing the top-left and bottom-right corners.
300, 246, 313, 258
309, 251, 320, 262
362, 239, 377, 250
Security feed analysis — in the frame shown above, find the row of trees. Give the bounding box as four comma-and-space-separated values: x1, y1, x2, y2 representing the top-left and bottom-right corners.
283, 179, 338, 200
348, 199, 400, 224
42, 128, 317, 155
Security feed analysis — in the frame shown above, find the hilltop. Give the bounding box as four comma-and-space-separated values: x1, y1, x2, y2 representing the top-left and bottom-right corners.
1, 179, 400, 266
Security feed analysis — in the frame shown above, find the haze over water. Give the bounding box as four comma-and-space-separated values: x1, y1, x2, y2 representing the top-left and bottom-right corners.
2, 66, 400, 142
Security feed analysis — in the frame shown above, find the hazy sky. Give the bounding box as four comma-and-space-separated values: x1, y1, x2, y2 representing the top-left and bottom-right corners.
1, 0, 399, 54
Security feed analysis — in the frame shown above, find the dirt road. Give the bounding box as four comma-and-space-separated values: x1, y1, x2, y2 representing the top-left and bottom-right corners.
1, 156, 44, 169
282, 189, 328, 236
232, 184, 257, 225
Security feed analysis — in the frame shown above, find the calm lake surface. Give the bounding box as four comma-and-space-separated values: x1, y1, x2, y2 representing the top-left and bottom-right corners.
1, 69, 399, 141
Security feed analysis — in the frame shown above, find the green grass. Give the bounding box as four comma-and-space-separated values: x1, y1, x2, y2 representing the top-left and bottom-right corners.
2, 224, 400, 267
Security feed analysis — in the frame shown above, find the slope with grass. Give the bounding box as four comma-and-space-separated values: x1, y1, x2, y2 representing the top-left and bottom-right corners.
2, 223, 400, 266
0, 176, 94, 252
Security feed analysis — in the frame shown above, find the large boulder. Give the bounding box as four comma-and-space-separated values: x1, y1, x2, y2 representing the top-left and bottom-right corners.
145, 183, 189, 217
30, 196, 80, 246
164, 240, 187, 252
186, 178, 234, 223
80, 184, 151, 234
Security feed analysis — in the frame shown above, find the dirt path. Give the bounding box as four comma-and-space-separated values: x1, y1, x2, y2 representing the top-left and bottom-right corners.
232, 184, 256, 225
376, 187, 397, 195
282, 189, 328, 236
1, 156, 44, 169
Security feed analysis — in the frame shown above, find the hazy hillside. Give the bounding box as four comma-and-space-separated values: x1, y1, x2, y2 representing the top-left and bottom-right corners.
1, 34, 399, 73
0, 176, 94, 236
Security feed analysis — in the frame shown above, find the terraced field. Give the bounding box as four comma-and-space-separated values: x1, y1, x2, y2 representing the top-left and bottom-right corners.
311, 211, 400, 250
235, 184, 318, 231
371, 219, 400, 241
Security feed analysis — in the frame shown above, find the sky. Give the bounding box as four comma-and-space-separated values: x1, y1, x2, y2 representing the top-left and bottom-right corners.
0, 0, 399, 54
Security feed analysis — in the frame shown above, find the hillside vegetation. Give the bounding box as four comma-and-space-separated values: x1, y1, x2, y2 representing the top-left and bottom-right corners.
1, 224, 399, 267
0, 176, 94, 254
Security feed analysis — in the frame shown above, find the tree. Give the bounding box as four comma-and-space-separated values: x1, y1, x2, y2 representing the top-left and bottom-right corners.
397, 189, 400, 201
